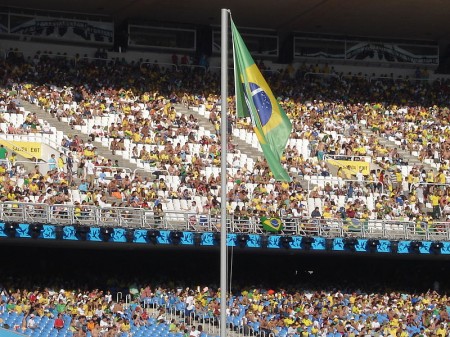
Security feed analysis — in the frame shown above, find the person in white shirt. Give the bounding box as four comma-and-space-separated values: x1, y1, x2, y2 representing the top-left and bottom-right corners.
356, 167, 364, 182
85, 159, 96, 189
104, 290, 112, 303
371, 319, 380, 330
185, 292, 195, 324
42, 121, 52, 134
99, 317, 110, 334
27, 314, 38, 329
189, 325, 200, 337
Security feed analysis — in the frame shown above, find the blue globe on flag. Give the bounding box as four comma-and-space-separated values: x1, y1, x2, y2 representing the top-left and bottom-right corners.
249, 82, 272, 126
261, 216, 284, 232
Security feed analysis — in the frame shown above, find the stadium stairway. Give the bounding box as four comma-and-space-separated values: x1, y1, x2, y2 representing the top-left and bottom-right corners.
174, 104, 263, 164
17, 99, 154, 179
360, 126, 435, 171
180, 103, 311, 188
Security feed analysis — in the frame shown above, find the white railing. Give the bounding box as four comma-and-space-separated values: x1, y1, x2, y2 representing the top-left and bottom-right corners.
0, 202, 449, 241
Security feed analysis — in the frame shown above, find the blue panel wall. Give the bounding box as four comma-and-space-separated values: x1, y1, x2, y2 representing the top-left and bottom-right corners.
0, 223, 448, 256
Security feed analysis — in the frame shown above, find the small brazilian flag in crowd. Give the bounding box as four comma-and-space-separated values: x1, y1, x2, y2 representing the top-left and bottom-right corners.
261, 216, 284, 232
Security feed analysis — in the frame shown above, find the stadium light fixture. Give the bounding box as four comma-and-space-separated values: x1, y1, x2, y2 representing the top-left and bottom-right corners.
344, 237, 358, 252
147, 230, 160, 244
237, 234, 249, 248
55, 226, 64, 240
76, 226, 90, 241
367, 239, 379, 252
302, 236, 315, 250
430, 241, 443, 254
280, 236, 293, 249
390, 240, 399, 253
170, 231, 183, 245
125, 229, 135, 242
260, 235, 269, 248
100, 227, 113, 242
4, 222, 17, 238
30, 223, 43, 239
193, 232, 202, 246
325, 238, 334, 251
214, 232, 221, 245
409, 241, 422, 253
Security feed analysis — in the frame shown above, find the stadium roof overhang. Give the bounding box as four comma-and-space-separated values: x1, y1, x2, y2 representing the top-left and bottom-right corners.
2, 0, 450, 42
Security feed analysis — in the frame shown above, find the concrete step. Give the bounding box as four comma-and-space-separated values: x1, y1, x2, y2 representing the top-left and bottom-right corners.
17, 99, 155, 178
360, 125, 434, 171
176, 104, 262, 163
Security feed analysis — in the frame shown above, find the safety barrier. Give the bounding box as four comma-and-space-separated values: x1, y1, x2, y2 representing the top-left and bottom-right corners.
305, 177, 385, 196
303, 72, 340, 80
324, 154, 371, 162
0, 202, 449, 241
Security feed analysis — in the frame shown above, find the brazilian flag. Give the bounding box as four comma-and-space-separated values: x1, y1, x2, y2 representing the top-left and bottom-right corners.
231, 19, 292, 182
261, 216, 284, 232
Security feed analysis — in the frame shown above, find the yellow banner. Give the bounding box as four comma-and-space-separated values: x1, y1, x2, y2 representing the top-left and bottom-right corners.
328, 159, 370, 176
0, 140, 42, 159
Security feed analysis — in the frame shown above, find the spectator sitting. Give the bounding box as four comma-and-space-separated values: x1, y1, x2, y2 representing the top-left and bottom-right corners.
54, 313, 64, 330
311, 207, 321, 218
27, 314, 38, 330
79, 179, 89, 193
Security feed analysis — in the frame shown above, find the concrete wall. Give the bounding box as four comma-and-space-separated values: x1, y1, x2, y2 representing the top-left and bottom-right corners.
2, 38, 450, 82
0, 328, 25, 337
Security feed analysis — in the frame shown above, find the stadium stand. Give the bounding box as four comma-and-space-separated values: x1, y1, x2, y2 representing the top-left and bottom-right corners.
1, 53, 450, 231
2, 2, 450, 337
0, 280, 449, 337
0, 44, 449, 337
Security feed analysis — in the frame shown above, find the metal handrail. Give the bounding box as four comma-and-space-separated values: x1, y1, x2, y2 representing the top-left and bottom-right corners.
140, 61, 178, 71
0, 136, 44, 161
305, 177, 385, 196
0, 202, 449, 241
324, 154, 371, 162
409, 182, 450, 192
94, 165, 133, 175
303, 72, 340, 80
0, 126, 69, 156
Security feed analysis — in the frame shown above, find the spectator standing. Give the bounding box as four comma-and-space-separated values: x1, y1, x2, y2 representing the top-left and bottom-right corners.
0, 145, 8, 165
57, 153, 65, 172
48, 154, 57, 171
85, 160, 96, 189
66, 152, 74, 177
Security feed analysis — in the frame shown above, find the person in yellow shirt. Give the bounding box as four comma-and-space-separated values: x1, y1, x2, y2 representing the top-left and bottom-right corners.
429, 190, 441, 219
7, 190, 16, 201
56, 154, 64, 172
83, 148, 94, 159
29, 181, 40, 194
322, 206, 332, 219
406, 172, 415, 192
426, 169, 435, 183
132, 132, 141, 143
436, 323, 447, 337
15, 303, 23, 314
436, 170, 446, 185
160, 152, 169, 164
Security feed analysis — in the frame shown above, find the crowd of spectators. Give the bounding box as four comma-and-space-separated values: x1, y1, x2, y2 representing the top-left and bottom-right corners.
1, 46, 450, 337
0, 279, 449, 337
0, 51, 450, 229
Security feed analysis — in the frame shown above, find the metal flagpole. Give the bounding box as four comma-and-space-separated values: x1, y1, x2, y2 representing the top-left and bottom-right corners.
220, 8, 229, 337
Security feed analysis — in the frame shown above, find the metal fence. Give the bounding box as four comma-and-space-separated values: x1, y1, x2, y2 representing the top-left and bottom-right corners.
0, 202, 449, 241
